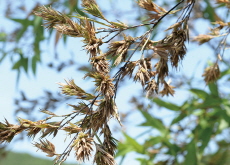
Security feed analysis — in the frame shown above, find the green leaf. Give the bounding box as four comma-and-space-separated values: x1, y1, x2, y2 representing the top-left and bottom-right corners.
21, 57, 28, 73
33, 16, 42, 30
220, 68, 230, 78
116, 143, 133, 157
116, 133, 144, 157
32, 54, 40, 75
197, 96, 222, 109
123, 133, 144, 154
0, 52, 7, 63
208, 82, 219, 96
10, 18, 33, 25
12, 60, 21, 70
10, 18, 33, 42
190, 88, 209, 100
136, 158, 153, 165
0, 32, 7, 42
203, 0, 216, 22
153, 98, 180, 111
139, 110, 167, 135
184, 139, 197, 165
170, 112, 187, 125
144, 136, 162, 147
198, 127, 212, 153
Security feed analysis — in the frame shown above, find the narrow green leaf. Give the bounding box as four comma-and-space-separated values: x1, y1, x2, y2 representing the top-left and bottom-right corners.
123, 133, 144, 154
10, 19, 33, 42
10, 18, 33, 25
198, 127, 212, 153
139, 110, 166, 135
203, 0, 216, 22
144, 136, 162, 147
220, 68, 230, 78
0, 52, 7, 63
197, 97, 222, 109
153, 98, 180, 111
33, 16, 42, 30
136, 158, 153, 165
170, 112, 186, 125
32, 54, 40, 75
208, 82, 219, 96
190, 88, 209, 100
116, 143, 133, 157
12, 59, 22, 70
16, 26, 29, 42
21, 57, 29, 73
185, 139, 197, 165
0, 32, 7, 42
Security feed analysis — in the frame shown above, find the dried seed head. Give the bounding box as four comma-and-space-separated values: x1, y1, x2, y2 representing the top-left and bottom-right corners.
134, 66, 150, 86
34, 6, 70, 29
216, 0, 230, 8
79, 99, 120, 132
155, 58, 169, 82
138, 0, 167, 13
105, 35, 134, 66
121, 61, 137, 79
33, 139, 57, 157
192, 34, 215, 45
153, 47, 169, 60
72, 132, 94, 162
98, 99, 119, 122
134, 58, 155, 86
145, 79, 158, 97
160, 81, 175, 97
93, 144, 116, 165
85, 72, 115, 99
91, 55, 110, 73
101, 126, 118, 156
202, 64, 220, 84
40, 122, 61, 138
79, 19, 102, 58
58, 79, 95, 100
81, 0, 107, 20
62, 123, 82, 134
54, 21, 83, 37
23, 119, 45, 139
68, 103, 92, 115
0, 119, 24, 143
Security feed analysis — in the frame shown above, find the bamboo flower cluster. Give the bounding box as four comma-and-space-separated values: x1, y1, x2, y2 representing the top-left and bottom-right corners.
1, 0, 198, 164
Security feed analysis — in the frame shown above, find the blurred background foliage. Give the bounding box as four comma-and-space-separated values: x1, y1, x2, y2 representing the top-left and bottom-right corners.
1, 0, 230, 164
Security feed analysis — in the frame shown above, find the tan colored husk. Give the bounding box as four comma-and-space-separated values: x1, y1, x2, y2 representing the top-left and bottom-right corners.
202, 64, 220, 84
72, 132, 94, 162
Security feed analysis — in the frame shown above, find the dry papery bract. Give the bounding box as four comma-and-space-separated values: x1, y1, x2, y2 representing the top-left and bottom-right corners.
192, 18, 230, 84
0, 1, 197, 164
216, 0, 230, 7
202, 64, 220, 84
72, 132, 94, 162
138, 0, 167, 13
33, 139, 57, 157
94, 144, 116, 165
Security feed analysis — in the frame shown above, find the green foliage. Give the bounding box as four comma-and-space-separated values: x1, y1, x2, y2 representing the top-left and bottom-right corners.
0, 152, 75, 165
1, 0, 230, 165
117, 66, 230, 164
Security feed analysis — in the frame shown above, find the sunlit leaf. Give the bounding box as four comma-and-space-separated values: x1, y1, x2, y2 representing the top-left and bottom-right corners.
153, 98, 180, 111
184, 139, 197, 165
208, 82, 219, 96
123, 133, 145, 154
190, 88, 209, 100
139, 110, 167, 135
